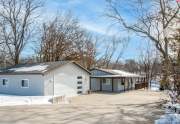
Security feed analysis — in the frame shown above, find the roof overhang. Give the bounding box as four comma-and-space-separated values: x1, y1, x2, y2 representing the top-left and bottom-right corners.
91, 75, 144, 78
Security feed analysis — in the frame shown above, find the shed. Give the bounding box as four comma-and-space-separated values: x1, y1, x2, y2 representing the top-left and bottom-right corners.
0, 61, 90, 97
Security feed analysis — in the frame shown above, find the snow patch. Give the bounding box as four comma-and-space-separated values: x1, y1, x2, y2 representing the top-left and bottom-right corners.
155, 114, 180, 124
0, 94, 70, 106
9, 64, 48, 72
150, 81, 160, 91
0, 95, 52, 106
111, 70, 140, 77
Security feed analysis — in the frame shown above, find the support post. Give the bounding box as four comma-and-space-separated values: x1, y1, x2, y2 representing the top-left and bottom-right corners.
100, 78, 102, 91
124, 78, 126, 92
131, 78, 133, 90
112, 78, 114, 92
89, 77, 91, 90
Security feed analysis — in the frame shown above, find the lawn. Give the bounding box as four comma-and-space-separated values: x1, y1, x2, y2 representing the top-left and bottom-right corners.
0, 90, 168, 124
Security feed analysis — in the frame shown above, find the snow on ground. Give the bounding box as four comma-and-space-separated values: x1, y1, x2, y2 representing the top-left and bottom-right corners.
0, 94, 52, 106
150, 80, 160, 91
155, 114, 180, 124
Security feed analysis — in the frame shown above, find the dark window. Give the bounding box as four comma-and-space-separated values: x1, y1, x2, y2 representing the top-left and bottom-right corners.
77, 76, 82, 79
21, 80, 29, 88
2, 79, 8, 86
77, 86, 82, 89
77, 91, 82, 94
102, 79, 106, 84
77, 81, 82, 84
121, 82, 125, 85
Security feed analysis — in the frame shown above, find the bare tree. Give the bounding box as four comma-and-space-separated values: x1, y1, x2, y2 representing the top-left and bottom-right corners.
0, 0, 42, 65
106, 0, 180, 90
95, 36, 127, 68
36, 13, 96, 69
138, 42, 161, 88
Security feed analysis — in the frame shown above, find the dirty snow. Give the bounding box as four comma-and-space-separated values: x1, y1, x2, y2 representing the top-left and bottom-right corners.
9, 64, 48, 72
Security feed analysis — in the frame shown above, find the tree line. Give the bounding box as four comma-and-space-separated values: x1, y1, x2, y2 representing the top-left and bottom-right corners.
0, 0, 125, 70
106, 0, 179, 99
0, 0, 179, 99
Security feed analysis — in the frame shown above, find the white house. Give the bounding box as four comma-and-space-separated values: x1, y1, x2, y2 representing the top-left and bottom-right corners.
90, 68, 146, 92
0, 61, 90, 97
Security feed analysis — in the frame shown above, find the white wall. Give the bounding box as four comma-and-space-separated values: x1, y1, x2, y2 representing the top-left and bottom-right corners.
0, 75, 44, 96
44, 63, 90, 97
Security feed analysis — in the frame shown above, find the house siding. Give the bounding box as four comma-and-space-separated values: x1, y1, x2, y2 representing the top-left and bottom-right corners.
0, 75, 44, 96
113, 79, 124, 92
44, 63, 90, 97
91, 78, 100, 91
90, 69, 138, 92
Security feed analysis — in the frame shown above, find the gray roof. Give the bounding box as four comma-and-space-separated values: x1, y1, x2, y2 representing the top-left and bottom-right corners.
91, 68, 143, 78
0, 61, 90, 75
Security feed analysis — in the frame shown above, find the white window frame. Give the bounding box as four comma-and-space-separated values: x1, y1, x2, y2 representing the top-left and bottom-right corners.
21, 79, 29, 88
2, 78, 8, 87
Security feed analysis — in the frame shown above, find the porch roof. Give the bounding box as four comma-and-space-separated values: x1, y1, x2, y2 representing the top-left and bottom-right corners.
91, 74, 143, 78
91, 68, 144, 78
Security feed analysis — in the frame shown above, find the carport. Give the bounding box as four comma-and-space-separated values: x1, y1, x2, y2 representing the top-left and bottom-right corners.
90, 68, 146, 92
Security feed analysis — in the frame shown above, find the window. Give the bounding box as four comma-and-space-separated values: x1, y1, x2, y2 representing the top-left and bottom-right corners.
103, 79, 111, 85
77, 76, 82, 79
21, 79, 29, 88
77, 91, 82, 94
2, 79, 8, 87
77, 86, 82, 89
77, 81, 82, 84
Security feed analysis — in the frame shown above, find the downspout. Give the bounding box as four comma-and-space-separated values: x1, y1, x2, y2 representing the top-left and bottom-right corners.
53, 73, 54, 96
52, 73, 55, 104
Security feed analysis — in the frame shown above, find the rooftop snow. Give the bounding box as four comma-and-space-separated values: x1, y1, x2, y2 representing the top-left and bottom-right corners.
0, 61, 90, 75
92, 68, 142, 78
9, 64, 48, 72
0, 61, 70, 74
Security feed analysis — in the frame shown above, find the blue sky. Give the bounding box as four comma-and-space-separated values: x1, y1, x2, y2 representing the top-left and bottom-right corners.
23, 0, 149, 61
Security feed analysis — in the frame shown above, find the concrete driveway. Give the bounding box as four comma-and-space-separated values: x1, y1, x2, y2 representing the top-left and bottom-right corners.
0, 90, 168, 124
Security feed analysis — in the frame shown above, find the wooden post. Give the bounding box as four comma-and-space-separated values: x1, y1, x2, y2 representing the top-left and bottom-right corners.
131, 78, 133, 90
112, 78, 114, 92
124, 78, 126, 92
89, 77, 91, 90
100, 78, 102, 91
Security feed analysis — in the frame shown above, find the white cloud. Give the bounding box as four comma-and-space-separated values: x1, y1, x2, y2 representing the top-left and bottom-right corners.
80, 21, 119, 36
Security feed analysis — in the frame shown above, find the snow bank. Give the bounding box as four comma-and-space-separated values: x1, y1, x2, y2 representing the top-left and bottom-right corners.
155, 114, 180, 124
0, 95, 52, 106
0, 94, 70, 106
150, 81, 160, 91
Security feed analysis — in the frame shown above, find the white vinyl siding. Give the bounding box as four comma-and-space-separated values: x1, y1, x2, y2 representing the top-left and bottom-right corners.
44, 63, 90, 97
0, 75, 44, 96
